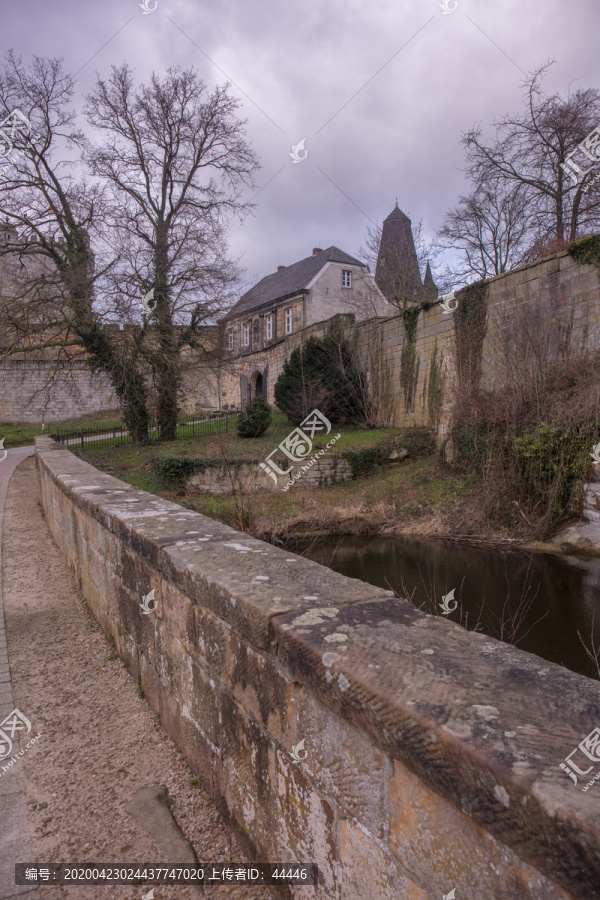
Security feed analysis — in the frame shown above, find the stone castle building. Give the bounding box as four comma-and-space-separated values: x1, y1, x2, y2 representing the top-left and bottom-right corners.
1, 204, 430, 421
220, 245, 388, 408
218, 204, 438, 410
4, 206, 597, 440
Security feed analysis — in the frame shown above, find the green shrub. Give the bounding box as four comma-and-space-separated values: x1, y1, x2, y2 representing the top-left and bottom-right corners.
398, 427, 435, 457
274, 334, 367, 425
343, 448, 382, 477
151, 455, 203, 488
236, 397, 272, 438
511, 422, 592, 515
569, 233, 600, 270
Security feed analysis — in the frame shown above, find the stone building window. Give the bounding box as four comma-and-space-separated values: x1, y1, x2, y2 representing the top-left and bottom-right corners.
342, 269, 352, 288
285, 307, 293, 334
266, 314, 273, 340
228, 329, 234, 350
243, 322, 249, 346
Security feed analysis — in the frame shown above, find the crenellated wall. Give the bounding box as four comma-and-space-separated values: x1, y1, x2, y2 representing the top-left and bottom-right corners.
35, 436, 600, 899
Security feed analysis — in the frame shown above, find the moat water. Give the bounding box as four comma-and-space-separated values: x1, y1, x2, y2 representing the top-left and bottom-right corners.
296, 535, 600, 680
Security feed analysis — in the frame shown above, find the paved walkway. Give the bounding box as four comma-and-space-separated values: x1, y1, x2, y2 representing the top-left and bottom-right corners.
0, 446, 37, 900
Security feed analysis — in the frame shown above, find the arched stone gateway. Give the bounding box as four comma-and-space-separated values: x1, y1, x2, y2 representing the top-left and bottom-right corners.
250, 370, 263, 401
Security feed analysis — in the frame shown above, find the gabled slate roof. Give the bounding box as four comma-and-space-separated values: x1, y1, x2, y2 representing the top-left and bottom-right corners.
224, 246, 366, 319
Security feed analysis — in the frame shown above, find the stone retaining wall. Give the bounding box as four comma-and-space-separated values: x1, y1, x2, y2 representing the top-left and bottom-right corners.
186, 453, 352, 494
36, 436, 600, 899
0, 359, 118, 424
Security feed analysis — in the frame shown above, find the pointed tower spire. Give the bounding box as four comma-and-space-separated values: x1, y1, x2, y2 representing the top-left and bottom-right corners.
423, 261, 438, 300
375, 202, 423, 305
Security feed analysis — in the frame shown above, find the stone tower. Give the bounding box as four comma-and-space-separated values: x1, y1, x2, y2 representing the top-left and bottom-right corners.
375, 202, 423, 306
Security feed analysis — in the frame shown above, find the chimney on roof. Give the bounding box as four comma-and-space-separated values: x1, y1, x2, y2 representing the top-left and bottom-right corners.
277, 265, 285, 271
312, 248, 323, 255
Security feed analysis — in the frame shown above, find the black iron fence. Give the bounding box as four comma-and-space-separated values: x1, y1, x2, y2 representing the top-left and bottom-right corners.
50, 408, 289, 449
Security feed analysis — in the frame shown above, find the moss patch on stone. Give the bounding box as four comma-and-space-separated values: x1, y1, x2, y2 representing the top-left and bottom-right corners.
568, 234, 600, 270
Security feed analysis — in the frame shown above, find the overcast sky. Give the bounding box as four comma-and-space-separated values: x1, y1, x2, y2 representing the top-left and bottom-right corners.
2, 0, 599, 291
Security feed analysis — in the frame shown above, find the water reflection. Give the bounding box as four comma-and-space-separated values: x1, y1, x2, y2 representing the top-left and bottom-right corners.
296, 535, 600, 680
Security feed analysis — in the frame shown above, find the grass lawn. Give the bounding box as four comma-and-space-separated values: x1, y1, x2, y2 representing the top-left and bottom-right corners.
0, 408, 246, 449
0, 409, 124, 448
79, 423, 475, 540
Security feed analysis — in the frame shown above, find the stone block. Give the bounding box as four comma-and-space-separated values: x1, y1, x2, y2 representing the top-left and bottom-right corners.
273, 749, 339, 897
139, 654, 161, 718
339, 818, 428, 900
195, 604, 229, 681
388, 759, 572, 899
161, 579, 197, 654
211, 756, 260, 853
179, 715, 216, 796
155, 623, 189, 702
161, 534, 390, 650
180, 658, 220, 746
295, 688, 389, 839
227, 630, 296, 748
217, 687, 278, 820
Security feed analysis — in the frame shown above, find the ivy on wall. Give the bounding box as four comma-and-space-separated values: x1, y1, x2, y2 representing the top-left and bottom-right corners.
427, 342, 445, 428
453, 281, 488, 391
151, 456, 261, 489
400, 307, 421, 413
151, 456, 203, 488
342, 448, 381, 478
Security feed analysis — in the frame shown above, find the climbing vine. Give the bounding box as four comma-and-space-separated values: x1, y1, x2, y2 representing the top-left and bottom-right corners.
453, 281, 488, 391
427, 342, 445, 427
400, 307, 421, 412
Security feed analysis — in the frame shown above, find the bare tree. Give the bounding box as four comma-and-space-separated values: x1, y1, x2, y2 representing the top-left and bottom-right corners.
84, 64, 260, 440
0, 51, 151, 441
462, 63, 600, 251
436, 181, 532, 282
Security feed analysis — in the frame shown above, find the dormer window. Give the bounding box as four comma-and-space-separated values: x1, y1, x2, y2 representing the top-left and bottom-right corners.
342, 269, 352, 288
285, 308, 293, 334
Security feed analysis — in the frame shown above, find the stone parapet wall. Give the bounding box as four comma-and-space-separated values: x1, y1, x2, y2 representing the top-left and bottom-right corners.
35, 436, 600, 899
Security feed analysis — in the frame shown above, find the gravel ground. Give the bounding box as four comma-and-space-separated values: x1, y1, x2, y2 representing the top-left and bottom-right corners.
2, 457, 278, 900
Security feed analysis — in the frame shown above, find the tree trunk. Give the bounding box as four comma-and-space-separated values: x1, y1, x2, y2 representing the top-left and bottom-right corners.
153, 227, 181, 441
66, 227, 151, 443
